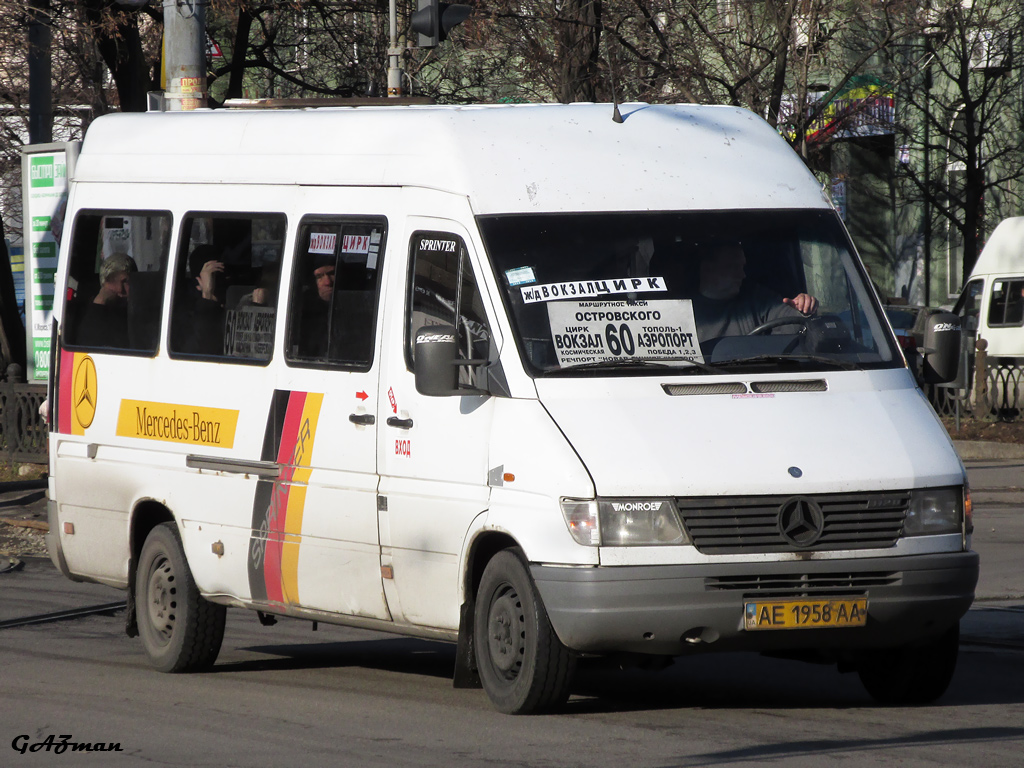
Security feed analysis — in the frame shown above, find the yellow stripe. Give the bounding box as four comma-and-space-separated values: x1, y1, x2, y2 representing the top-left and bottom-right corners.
279, 393, 323, 604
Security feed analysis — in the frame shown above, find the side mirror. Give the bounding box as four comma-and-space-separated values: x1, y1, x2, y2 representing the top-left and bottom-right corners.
414, 325, 460, 396
920, 311, 962, 384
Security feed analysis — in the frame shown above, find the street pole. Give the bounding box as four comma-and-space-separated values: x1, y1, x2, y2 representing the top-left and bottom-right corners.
922, 36, 933, 307
387, 0, 404, 96
162, 0, 207, 110
27, 0, 52, 143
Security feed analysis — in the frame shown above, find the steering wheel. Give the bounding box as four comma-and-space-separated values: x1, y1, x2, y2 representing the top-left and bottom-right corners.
747, 315, 812, 336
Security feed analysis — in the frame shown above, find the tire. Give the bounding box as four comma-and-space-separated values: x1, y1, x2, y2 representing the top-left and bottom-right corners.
135, 522, 226, 673
857, 622, 960, 705
474, 548, 575, 714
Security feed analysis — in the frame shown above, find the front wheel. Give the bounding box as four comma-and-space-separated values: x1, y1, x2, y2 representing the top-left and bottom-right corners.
857, 622, 960, 705
474, 549, 575, 714
135, 522, 226, 673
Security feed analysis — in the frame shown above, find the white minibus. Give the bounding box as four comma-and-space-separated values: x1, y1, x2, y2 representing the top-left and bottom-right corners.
956, 216, 1024, 357
47, 103, 976, 714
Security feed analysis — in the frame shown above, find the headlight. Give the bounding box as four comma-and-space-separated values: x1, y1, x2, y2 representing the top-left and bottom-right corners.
560, 498, 689, 546
903, 487, 963, 536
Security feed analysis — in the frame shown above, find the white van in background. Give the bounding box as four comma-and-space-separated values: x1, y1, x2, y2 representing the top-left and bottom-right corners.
47, 102, 975, 714
956, 216, 1024, 357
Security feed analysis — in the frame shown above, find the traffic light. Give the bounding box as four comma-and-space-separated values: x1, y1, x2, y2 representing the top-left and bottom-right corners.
410, 0, 472, 49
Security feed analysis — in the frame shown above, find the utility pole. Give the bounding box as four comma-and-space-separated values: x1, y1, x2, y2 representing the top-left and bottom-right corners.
162, 0, 207, 110
387, 0, 404, 96
27, 0, 52, 142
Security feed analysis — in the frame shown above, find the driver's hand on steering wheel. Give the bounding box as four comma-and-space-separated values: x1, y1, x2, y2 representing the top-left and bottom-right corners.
784, 293, 818, 316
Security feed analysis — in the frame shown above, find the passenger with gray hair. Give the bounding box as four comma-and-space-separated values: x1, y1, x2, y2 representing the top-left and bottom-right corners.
76, 252, 137, 348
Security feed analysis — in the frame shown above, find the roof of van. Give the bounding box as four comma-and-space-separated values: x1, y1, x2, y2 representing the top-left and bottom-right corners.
73, 102, 829, 215
968, 216, 1024, 278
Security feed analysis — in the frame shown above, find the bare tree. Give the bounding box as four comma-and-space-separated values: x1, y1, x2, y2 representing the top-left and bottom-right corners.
894, 0, 1024, 290
207, 0, 393, 102
1, 0, 110, 242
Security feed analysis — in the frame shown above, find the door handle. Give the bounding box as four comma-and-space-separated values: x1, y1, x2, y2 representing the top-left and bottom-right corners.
386, 416, 414, 429
349, 413, 375, 426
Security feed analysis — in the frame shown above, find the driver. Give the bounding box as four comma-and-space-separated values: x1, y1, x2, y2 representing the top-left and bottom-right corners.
691, 240, 818, 340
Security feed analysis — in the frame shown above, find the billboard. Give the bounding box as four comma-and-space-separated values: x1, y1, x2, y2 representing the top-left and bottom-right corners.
21, 142, 79, 382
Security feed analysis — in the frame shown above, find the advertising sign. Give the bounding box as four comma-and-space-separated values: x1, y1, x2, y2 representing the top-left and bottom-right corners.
21, 142, 78, 382
546, 299, 703, 367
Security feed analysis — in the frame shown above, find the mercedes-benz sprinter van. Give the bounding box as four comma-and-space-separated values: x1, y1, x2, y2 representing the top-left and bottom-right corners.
47, 103, 975, 713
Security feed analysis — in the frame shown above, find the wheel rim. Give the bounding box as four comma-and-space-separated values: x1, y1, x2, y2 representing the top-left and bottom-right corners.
145, 554, 178, 646
486, 583, 526, 681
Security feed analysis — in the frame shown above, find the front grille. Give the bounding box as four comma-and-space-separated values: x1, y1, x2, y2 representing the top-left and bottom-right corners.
677, 491, 910, 555
705, 571, 901, 597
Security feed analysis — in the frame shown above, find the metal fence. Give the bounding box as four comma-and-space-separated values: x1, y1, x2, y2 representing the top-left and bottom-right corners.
0, 383, 48, 464
927, 345, 1024, 423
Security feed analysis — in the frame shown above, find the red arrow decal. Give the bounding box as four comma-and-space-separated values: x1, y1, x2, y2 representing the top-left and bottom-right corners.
356, 391, 369, 401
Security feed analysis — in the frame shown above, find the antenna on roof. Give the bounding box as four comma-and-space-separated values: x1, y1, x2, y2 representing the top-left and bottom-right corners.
612, 95, 623, 124
607, 35, 624, 124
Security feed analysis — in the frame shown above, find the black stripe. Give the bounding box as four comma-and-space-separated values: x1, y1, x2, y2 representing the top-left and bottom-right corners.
248, 389, 292, 602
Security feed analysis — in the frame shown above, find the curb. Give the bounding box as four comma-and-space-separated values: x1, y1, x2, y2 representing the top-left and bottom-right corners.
953, 441, 1024, 460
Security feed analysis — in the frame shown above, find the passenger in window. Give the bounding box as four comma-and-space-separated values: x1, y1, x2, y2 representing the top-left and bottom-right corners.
173, 244, 227, 355
294, 256, 336, 358
235, 265, 278, 308
690, 240, 817, 339
77, 252, 137, 348
314, 259, 336, 303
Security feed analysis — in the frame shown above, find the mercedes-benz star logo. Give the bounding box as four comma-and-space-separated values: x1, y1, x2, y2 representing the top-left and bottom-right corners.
778, 496, 824, 548
73, 355, 97, 430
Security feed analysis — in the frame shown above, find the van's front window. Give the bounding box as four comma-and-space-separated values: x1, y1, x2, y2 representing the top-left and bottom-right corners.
478, 210, 898, 376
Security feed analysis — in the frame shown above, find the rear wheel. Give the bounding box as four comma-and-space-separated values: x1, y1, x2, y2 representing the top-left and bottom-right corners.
474, 548, 575, 714
135, 522, 226, 672
857, 622, 960, 705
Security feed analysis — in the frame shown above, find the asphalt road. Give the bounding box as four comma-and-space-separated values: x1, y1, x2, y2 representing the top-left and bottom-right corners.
0, 459, 1021, 767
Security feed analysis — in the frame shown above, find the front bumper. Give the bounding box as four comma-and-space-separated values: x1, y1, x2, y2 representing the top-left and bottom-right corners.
531, 551, 979, 655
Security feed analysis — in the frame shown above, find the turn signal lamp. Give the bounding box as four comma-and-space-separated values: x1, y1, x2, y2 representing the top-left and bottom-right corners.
964, 485, 973, 536
560, 500, 600, 546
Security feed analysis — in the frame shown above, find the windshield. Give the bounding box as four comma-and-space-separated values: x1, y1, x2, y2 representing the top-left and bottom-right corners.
478, 209, 898, 376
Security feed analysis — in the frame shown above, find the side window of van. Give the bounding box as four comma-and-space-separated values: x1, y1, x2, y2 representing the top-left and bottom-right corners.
987, 279, 1024, 328
63, 211, 171, 354
407, 231, 492, 386
169, 213, 286, 363
285, 218, 386, 369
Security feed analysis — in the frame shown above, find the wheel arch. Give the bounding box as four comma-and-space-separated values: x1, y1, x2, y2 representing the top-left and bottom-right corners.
125, 499, 177, 638
464, 530, 520, 604
453, 529, 519, 689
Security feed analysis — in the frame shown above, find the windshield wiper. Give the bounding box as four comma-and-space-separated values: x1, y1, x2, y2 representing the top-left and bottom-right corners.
713, 354, 862, 372
553, 357, 727, 375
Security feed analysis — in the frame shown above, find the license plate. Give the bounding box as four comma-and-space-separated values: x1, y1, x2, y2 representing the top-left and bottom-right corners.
744, 597, 868, 631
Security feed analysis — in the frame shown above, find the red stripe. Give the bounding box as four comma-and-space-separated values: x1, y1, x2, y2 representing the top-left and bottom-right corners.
263, 392, 307, 603
276, 392, 306, 465
57, 349, 74, 434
